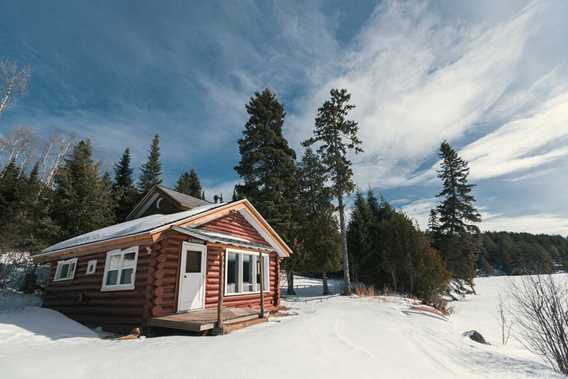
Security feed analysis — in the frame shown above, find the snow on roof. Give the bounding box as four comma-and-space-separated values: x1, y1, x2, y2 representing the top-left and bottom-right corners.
172, 226, 273, 251
42, 202, 227, 254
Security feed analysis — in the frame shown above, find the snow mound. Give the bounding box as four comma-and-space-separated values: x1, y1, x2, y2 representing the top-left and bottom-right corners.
0, 306, 98, 347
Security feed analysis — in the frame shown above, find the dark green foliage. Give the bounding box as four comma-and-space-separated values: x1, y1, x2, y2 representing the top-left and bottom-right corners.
303, 88, 363, 294
52, 140, 115, 240
175, 168, 202, 198
432, 141, 481, 291
0, 160, 59, 253
296, 148, 341, 294
112, 148, 139, 222
234, 89, 298, 243
434, 141, 481, 235
347, 192, 450, 304
138, 134, 162, 194
479, 231, 567, 275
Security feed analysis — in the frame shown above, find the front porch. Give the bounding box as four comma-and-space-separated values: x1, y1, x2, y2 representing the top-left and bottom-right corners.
148, 307, 261, 333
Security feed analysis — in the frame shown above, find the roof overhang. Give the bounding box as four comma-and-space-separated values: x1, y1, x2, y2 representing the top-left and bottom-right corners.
35, 199, 293, 261
170, 226, 274, 253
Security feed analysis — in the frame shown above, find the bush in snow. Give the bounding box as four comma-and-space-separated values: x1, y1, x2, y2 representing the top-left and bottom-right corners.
511, 275, 568, 375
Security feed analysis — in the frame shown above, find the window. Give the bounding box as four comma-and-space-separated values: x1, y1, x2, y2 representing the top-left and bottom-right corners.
86, 259, 97, 275
225, 250, 269, 295
101, 246, 138, 291
54, 258, 78, 281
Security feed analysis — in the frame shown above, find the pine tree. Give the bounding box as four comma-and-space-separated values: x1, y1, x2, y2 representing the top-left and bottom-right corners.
17, 162, 59, 252
434, 141, 481, 293
175, 168, 202, 198
303, 88, 363, 295
138, 134, 162, 194
52, 140, 115, 239
297, 148, 341, 295
112, 148, 139, 222
435, 141, 481, 235
234, 89, 298, 241
0, 159, 24, 249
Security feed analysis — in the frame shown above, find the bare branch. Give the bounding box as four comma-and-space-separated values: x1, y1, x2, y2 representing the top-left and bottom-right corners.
0, 60, 31, 118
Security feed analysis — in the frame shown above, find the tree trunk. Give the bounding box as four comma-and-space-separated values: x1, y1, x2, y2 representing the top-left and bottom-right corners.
338, 193, 352, 295
286, 270, 296, 296
322, 272, 330, 295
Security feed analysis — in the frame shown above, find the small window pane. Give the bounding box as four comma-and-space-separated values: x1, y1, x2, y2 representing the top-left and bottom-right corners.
123, 252, 136, 266
106, 270, 118, 285
120, 268, 133, 284
109, 255, 121, 269
185, 251, 202, 273
59, 264, 69, 279
227, 253, 238, 294
242, 254, 253, 292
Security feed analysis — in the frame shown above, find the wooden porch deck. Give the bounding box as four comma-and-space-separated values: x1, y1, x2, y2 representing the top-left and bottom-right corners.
148, 308, 260, 332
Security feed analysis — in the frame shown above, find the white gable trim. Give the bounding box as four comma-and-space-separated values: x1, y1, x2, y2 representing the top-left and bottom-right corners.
238, 209, 287, 257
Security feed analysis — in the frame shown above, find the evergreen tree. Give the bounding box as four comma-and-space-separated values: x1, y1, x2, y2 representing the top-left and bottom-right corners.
234, 89, 298, 241
16, 162, 59, 252
112, 148, 138, 222
297, 148, 341, 295
138, 134, 162, 194
303, 88, 363, 295
52, 140, 115, 239
435, 141, 481, 235
433, 141, 481, 293
175, 168, 202, 198
234, 89, 299, 294
0, 160, 24, 249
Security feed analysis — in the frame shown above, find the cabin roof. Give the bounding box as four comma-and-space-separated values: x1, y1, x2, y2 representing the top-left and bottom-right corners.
37, 199, 293, 258
125, 185, 210, 220
41, 202, 225, 254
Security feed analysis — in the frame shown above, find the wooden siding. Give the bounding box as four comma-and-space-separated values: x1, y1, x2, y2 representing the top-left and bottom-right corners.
43, 243, 154, 333
196, 210, 268, 246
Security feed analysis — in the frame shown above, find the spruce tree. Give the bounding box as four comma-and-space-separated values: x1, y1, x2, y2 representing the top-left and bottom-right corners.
434, 141, 481, 293
0, 159, 24, 249
52, 140, 115, 239
175, 168, 202, 198
303, 88, 363, 295
112, 148, 139, 222
138, 134, 162, 194
234, 89, 298, 241
297, 148, 341, 295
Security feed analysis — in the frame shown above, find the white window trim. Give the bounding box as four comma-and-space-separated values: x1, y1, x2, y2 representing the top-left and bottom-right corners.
101, 246, 139, 292
86, 259, 97, 275
224, 248, 270, 297
53, 257, 78, 282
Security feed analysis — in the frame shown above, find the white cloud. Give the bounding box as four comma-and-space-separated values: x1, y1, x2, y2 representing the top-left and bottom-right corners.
461, 92, 568, 180
482, 212, 568, 235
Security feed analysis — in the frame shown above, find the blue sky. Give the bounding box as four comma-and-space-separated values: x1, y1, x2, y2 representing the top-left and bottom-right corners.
2, 0, 568, 235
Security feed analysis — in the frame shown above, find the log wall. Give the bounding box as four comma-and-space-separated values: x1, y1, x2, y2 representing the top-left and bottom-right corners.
43, 243, 154, 333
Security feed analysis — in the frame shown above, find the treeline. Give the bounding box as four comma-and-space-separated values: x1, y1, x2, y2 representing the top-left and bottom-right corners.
348, 191, 450, 304
0, 130, 204, 253
478, 231, 568, 275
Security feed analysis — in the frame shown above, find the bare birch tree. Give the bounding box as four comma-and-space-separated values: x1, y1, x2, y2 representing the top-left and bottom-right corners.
0, 60, 31, 118
497, 293, 513, 345
0, 126, 35, 169
511, 275, 568, 375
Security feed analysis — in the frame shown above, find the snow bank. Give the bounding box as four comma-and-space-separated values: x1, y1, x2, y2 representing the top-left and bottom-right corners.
0, 275, 563, 378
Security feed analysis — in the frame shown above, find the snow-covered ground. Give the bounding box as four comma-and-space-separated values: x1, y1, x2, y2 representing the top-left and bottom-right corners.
0, 275, 564, 378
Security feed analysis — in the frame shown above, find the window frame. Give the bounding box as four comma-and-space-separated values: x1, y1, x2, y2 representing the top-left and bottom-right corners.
101, 246, 139, 292
224, 248, 270, 296
86, 259, 97, 275
53, 257, 78, 282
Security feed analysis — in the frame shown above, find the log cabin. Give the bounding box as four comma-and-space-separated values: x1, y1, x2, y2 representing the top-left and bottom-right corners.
33, 186, 292, 334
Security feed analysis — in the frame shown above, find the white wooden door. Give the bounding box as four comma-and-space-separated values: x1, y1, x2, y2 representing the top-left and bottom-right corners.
177, 242, 206, 312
